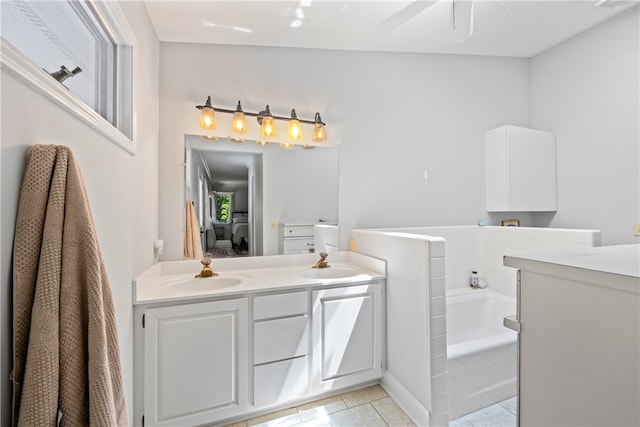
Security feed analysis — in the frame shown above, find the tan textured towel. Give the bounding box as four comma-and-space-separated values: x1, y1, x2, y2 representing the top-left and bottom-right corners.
12, 145, 128, 426
184, 200, 203, 259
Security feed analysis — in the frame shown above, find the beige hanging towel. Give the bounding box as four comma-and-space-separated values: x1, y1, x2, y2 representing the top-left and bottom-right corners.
184, 200, 204, 259
12, 145, 128, 426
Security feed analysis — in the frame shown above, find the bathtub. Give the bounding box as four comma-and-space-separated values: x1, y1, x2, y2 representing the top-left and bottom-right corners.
446, 289, 517, 420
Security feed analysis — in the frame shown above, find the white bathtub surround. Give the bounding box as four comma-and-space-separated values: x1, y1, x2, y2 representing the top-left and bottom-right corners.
446, 289, 517, 419
349, 230, 448, 425
479, 225, 601, 297
370, 225, 600, 297
350, 225, 601, 426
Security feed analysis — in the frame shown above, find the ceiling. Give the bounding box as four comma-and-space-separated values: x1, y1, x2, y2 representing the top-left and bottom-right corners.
143, 0, 637, 57
198, 149, 254, 185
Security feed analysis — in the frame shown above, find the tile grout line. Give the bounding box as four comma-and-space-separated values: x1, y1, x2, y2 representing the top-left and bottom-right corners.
369, 397, 391, 427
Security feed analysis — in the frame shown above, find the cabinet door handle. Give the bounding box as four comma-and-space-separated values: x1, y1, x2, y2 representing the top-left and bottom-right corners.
503, 314, 520, 332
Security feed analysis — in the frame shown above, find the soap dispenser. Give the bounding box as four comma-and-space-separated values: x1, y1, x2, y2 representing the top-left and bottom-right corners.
470, 271, 479, 288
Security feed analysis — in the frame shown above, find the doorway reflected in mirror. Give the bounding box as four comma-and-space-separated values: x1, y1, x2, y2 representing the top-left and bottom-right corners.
185, 135, 339, 258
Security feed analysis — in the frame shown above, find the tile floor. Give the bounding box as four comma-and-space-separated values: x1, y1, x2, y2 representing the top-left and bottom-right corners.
224, 385, 517, 427
224, 384, 415, 427
450, 397, 517, 427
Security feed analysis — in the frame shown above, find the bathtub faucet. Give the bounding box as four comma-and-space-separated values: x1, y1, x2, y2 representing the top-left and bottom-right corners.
312, 252, 330, 269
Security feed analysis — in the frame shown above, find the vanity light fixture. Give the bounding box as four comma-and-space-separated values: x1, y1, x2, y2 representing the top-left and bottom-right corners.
230, 100, 248, 134
287, 108, 304, 141
196, 96, 217, 130
194, 97, 327, 142
259, 105, 277, 137
312, 112, 327, 142
279, 142, 295, 149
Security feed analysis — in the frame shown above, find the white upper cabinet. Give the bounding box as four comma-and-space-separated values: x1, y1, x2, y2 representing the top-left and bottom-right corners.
485, 125, 557, 212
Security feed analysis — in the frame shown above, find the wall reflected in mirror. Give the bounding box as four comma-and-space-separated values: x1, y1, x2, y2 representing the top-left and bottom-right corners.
185, 135, 339, 258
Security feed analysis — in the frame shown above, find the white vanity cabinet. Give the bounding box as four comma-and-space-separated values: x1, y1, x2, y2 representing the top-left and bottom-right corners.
133, 257, 386, 427
485, 125, 557, 212
142, 298, 248, 427
312, 282, 383, 392
253, 291, 311, 408
504, 245, 639, 426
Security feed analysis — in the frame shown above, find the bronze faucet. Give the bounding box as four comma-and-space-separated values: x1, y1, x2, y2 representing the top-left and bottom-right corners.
195, 257, 219, 278
312, 252, 330, 269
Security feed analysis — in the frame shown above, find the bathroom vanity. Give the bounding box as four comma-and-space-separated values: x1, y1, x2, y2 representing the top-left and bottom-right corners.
132, 252, 386, 427
504, 244, 639, 426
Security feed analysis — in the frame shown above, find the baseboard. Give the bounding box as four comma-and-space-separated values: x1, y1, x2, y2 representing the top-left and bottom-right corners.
380, 372, 431, 426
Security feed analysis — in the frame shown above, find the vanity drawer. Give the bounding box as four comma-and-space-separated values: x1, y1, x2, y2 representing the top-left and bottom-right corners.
283, 237, 315, 254
254, 356, 309, 408
254, 316, 308, 364
283, 225, 314, 237
254, 291, 308, 320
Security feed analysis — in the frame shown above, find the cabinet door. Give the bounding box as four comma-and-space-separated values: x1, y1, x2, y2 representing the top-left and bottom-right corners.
312, 283, 383, 392
485, 125, 557, 212
506, 126, 556, 211
144, 299, 248, 426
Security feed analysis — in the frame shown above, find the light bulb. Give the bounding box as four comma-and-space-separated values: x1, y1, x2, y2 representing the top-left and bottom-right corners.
230, 100, 248, 134
260, 105, 277, 137
312, 112, 327, 142
197, 96, 217, 130
287, 108, 303, 141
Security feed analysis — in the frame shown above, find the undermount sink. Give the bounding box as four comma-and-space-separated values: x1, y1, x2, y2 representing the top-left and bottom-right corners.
161, 274, 250, 293
301, 267, 362, 280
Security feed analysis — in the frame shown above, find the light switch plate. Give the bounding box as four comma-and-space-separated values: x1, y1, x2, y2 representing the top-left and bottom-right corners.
633, 223, 640, 236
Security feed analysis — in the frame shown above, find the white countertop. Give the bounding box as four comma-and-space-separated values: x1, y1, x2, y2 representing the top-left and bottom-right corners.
133, 251, 386, 305
504, 244, 640, 293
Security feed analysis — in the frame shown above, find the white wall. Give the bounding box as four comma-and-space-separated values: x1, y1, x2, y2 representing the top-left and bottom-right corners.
531, 6, 640, 245
0, 2, 159, 424
158, 7, 639, 255
158, 43, 531, 258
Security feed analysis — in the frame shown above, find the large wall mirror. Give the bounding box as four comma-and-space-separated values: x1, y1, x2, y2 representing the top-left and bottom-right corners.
185, 135, 339, 258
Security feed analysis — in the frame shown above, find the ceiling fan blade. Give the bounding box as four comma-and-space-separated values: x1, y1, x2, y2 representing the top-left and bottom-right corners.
376, 1, 440, 34
447, 0, 474, 43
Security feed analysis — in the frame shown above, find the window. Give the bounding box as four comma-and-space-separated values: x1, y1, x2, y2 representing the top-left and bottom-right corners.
0, 0, 135, 152
214, 193, 233, 224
